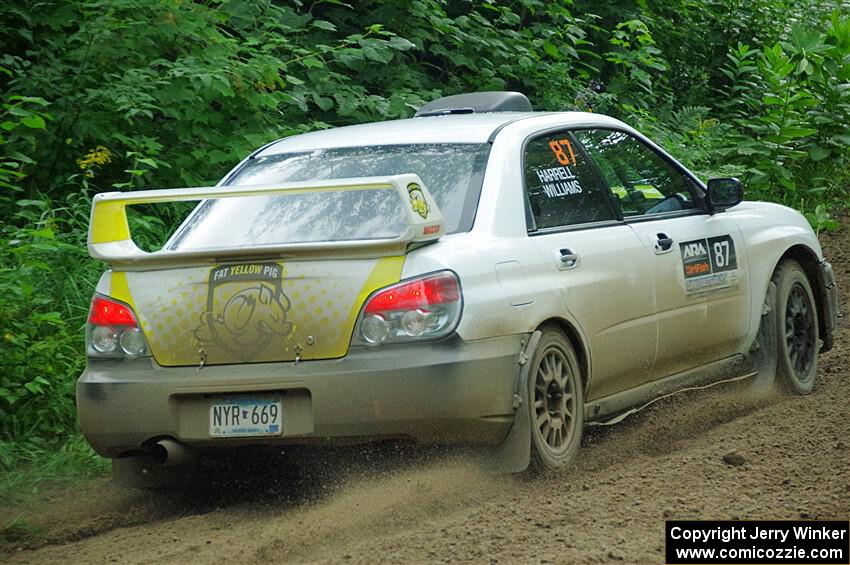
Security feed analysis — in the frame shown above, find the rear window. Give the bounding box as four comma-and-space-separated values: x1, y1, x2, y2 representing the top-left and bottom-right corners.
170, 144, 490, 250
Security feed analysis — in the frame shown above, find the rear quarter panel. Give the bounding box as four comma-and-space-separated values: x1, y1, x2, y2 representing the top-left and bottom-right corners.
402, 233, 577, 343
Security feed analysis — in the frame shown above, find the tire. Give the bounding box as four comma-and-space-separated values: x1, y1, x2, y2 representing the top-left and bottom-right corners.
772, 260, 819, 394
528, 328, 584, 470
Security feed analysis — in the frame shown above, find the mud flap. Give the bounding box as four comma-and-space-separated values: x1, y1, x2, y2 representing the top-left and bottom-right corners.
817, 259, 838, 353
750, 281, 778, 391
481, 331, 540, 473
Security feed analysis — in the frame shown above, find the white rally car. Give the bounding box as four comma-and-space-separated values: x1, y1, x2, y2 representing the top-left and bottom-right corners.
77, 92, 838, 486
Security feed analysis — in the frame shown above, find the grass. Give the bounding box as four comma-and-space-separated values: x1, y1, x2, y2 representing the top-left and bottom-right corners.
1, 517, 42, 544
0, 434, 109, 546
0, 434, 109, 507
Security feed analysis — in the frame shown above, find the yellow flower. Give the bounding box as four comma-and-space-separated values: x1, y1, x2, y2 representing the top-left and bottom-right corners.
77, 145, 112, 170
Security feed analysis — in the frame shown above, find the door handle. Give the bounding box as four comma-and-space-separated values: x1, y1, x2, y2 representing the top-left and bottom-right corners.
558, 248, 580, 269
654, 233, 674, 255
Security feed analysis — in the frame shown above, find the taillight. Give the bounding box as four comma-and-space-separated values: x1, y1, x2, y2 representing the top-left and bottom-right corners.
86, 295, 149, 359
354, 271, 462, 346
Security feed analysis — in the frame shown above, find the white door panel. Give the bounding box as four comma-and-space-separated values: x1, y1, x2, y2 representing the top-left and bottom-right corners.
628, 214, 750, 379
531, 224, 657, 400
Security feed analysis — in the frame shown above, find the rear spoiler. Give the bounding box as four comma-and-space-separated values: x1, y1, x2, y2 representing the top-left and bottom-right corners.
88, 174, 445, 270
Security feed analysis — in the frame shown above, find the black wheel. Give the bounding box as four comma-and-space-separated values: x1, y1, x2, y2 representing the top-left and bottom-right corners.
772, 260, 819, 394
528, 328, 584, 469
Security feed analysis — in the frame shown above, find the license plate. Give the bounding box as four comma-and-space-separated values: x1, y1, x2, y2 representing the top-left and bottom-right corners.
209, 395, 282, 437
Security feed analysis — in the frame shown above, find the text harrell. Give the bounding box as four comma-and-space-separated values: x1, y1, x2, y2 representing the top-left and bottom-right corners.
536, 166, 583, 197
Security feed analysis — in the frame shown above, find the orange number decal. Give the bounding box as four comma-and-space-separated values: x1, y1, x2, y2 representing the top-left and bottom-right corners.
548, 139, 576, 165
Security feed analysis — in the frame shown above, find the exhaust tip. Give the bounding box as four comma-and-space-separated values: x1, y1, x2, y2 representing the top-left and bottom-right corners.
151, 438, 194, 466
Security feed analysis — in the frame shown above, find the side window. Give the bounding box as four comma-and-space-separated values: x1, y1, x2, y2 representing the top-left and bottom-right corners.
524, 132, 617, 230
573, 129, 696, 218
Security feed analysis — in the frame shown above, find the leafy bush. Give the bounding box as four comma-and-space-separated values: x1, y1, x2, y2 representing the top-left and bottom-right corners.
716, 13, 850, 228
0, 192, 97, 441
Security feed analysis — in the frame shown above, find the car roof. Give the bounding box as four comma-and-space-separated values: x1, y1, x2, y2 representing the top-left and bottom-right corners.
254, 111, 624, 157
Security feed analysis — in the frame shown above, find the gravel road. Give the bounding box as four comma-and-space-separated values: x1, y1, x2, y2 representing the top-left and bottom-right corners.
2, 226, 848, 564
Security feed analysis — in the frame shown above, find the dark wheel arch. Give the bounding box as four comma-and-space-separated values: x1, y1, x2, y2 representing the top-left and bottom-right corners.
536, 318, 590, 396
771, 245, 830, 352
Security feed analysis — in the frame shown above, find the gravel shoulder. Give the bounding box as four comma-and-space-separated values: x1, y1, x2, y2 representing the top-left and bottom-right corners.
2, 225, 848, 564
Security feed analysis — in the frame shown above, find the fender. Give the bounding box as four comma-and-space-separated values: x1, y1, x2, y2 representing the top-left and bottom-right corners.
726, 203, 824, 352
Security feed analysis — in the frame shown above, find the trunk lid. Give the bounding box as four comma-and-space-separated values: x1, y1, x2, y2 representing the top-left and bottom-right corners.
110, 257, 403, 366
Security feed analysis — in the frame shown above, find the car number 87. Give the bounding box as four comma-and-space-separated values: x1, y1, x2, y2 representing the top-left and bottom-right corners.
713, 240, 730, 268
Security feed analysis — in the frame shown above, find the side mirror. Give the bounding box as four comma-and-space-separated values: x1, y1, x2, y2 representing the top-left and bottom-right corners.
706, 178, 743, 213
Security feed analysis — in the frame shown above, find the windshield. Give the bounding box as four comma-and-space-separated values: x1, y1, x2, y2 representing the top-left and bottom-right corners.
170, 143, 490, 250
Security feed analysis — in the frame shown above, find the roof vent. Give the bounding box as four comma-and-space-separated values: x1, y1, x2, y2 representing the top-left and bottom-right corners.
415, 91, 532, 117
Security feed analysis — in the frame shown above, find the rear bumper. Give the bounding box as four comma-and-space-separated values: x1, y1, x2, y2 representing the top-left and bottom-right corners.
817, 259, 838, 352
77, 334, 524, 458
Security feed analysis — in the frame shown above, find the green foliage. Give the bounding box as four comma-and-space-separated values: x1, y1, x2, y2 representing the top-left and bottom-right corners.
0, 517, 41, 545
604, 19, 668, 103
0, 191, 97, 441
1, 0, 427, 193
0, 0, 848, 465
716, 11, 850, 225
0, 80, 51, 199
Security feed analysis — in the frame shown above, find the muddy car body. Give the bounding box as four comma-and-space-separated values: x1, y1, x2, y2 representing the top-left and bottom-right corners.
76, 92, 838, 485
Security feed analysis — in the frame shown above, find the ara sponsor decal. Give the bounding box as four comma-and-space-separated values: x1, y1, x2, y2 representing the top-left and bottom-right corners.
680, 235, 738, 294
194, 262, 293, 360
407, 182, 429, 219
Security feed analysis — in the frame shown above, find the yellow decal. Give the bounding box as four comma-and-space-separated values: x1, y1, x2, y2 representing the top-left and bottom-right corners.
129, 257, 406, 367
194, 262, 293, 361
407, 183, 430, 219
344, 255, 406, 330
91, 201, 130, 244
110, 271, 136, 309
